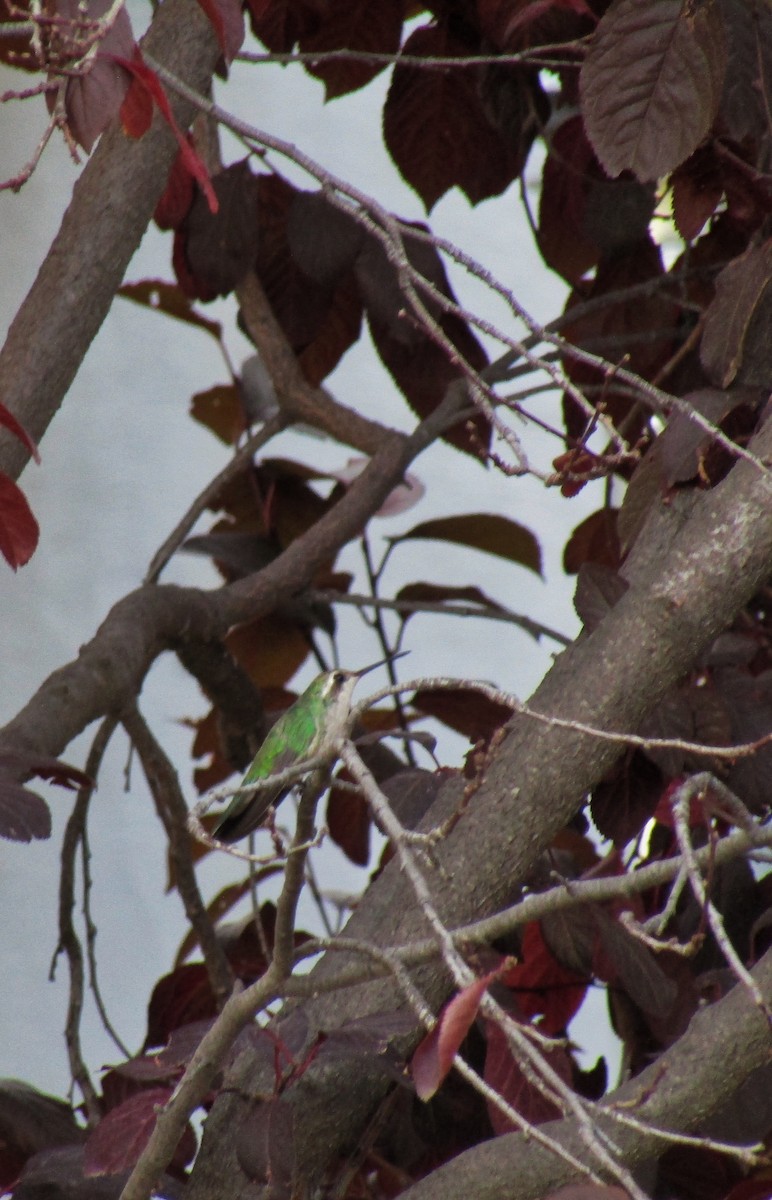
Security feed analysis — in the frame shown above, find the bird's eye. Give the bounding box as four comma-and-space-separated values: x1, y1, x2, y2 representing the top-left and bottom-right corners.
332, 671, 346, 687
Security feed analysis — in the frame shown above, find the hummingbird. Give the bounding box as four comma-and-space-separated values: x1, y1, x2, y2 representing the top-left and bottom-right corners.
213, 653, 406, 843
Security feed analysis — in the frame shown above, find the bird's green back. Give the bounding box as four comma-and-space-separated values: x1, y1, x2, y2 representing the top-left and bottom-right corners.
241, 675, 327, 784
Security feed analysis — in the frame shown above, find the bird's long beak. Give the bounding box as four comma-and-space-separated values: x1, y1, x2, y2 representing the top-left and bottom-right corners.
355, 650, 409, 679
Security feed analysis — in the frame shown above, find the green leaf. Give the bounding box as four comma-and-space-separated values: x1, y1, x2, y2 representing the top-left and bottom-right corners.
392, 515, 542, 576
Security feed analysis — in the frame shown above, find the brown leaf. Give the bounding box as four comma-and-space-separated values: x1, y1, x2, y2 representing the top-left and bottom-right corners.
717, 0, 772, 144
394, 513, 541, 574
287, 189, 363, 287
561, 238, 678, 442
254, 175, 339, 354
355, 221, 491, 456
195, 0, 244, 62
118, 279, 222, 340
573, 562, 628, 632
563, 509, 620, 574
580, 0, 727, 181
297, 269, 363, 386
658, 388, 735, 484
0, 1082, 81, 1189
700, 238, 772, 388
671, 146, 724, 242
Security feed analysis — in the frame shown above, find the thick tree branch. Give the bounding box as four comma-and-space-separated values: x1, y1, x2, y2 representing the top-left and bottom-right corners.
0, 398, 447, 761
237, 271, 393, 455
0, 0, 220, 481
187, 421, 772, 1199
400, 947, 772, 1200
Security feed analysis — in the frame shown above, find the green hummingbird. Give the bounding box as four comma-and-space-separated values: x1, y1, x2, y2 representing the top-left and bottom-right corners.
213, 653, 405, 843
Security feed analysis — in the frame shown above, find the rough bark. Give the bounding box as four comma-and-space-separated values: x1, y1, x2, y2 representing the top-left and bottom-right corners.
400, 948, 772, 1200
0, 0, 220, 481
184, 425, 772, 1198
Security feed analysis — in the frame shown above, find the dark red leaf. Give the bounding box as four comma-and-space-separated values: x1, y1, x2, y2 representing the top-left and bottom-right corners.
48, 0, 134, 152
717, 667, 772, 815
0, 775, 50, 843
110, 1020, 214, 1085
297, 270, 364, 386
478, 0, 594, 50
563, 509, 620, 574
671, 146, 724, 242
592, 750, 663, 847
298, 0, 403, 99
483, 1018, 571, 1130
580, 0, 727, 181
396, 582, 511, 623
245, 0, 319, 52
154, 149, 197, 230
83, 1088, 193, 1177
115, 50, 218, 213
538, 116, 601, 284
573, 562, 628, 632
718, 0, 772, 145
287, 190, 363, 287
591, 909, 677, 1018
236, 1097, 294, 1192
327, 769, 371, 866
255, 175, 338, 354
413, 688, 514, 744
194, 0, 244, 62
412, 969, 502, 1100
144, 964, 217, 1049
502, 922, 587, 1035
180, 160, 261, 299
383, 21, 525, 210
356, 224, 491, 456
0, 402, 39, 463
190, 384, 245, 445
561, 238, 678, 442
658, 388, 736, 485
538, 116, 655, 284
119, 72, 153, 137
0, 472, 39, 569
0, 750, 92, 793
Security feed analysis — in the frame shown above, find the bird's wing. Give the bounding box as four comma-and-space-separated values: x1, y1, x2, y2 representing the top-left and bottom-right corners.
213, 743, 300, 843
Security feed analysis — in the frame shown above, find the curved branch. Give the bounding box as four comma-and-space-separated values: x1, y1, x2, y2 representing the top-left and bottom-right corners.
401, 948, 772, 1200
0, 0, 220, 480
186, 418, 772, 1199
0, 396, 450, 761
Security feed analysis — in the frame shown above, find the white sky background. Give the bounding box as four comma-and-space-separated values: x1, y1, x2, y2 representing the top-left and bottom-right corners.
0, 28, 618, 1104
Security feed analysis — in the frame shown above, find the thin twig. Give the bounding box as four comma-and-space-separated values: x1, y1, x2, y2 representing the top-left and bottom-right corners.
51, 716, 117, 1124
122, 704, 234, 1006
